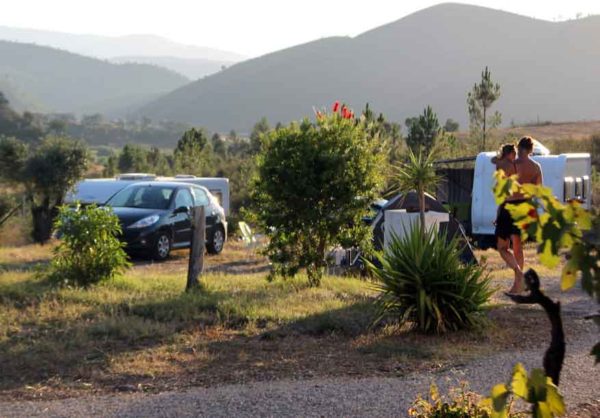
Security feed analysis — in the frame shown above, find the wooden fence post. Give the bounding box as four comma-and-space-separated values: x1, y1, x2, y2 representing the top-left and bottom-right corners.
186, 205, 205, 291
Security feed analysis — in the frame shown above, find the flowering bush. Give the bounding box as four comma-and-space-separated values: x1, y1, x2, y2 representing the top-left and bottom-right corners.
250, 101, 383, 286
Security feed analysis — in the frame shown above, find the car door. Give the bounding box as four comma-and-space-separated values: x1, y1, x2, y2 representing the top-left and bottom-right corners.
172, 188, 194, 246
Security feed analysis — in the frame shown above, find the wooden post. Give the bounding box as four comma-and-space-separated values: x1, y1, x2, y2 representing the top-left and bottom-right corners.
186, 206, 205, 292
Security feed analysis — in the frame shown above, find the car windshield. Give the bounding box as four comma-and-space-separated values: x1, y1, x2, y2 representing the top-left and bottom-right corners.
106, 185, 174, 209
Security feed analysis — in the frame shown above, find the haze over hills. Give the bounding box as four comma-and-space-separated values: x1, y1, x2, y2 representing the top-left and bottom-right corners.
0, 26, 245, 79
139, 3, 600, 133
0, 40, 189, 114
110, 56, 234, 80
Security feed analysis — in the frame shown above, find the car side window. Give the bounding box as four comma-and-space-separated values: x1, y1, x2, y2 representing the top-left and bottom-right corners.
174, 188, 194, 209
191, 187, 209, 207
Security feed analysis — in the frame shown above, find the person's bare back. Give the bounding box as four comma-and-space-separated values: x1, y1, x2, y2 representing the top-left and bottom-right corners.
516, 157, 542, 186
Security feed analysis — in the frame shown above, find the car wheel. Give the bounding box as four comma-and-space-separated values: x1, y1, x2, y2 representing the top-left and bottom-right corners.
152, 233, 171, 261
207, 226, 225, 254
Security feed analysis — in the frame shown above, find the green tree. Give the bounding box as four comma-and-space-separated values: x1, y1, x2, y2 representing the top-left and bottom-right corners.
251, 108, 383, 286
48, 119, 68, 135
0, 92, 44, 142
405, 106, 441, 154
362, 103, 402, 144
467, 66, 501, 151
249, 117, 271, 154
118, 144, 149, 173
103, 154, 118, 177
444, 118, 460, 132
211, 133, 228, 158
146, 146, 170, 174
174, 127, 213, 175
0, 135, 89, 243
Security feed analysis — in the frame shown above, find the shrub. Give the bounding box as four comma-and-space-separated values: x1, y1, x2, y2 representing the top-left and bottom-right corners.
48, 204, 130, 286
409, 383, 492, 418
368, 226, 492, 333
250, 102, 383, 286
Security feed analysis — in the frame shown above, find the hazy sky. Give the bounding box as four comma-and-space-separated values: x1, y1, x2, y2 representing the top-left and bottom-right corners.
2, 0, 600, 57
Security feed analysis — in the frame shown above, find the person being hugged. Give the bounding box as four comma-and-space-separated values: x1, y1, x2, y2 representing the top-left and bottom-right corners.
492, 143, 523, 294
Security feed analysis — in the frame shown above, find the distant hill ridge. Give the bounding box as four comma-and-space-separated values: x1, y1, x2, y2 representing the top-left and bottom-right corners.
0, 40, 189, 114
139, 3, 600, 132
0, 26, 245, 80
0, 26, 245, 61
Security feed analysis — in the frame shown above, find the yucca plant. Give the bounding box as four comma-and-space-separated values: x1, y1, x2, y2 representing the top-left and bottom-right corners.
368, 226, 492, 333
392, 146, 441, 233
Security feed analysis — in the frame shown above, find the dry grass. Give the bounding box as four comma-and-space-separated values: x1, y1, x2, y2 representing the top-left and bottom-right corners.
0, 242, 590, 401
503, 120, 600, 142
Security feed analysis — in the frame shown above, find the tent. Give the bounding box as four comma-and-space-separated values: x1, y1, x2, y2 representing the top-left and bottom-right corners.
371, 191, 477, 265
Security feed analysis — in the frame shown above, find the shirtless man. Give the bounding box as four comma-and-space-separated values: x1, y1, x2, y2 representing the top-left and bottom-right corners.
493, 144, 524, 293
506, 137, 543, 294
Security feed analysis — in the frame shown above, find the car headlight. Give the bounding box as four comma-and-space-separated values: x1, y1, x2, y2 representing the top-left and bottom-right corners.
128, 215, 160, 229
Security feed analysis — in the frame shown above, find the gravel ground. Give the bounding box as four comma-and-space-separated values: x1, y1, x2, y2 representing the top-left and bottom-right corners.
1, 326, 597, 417
1, 282, 598, 417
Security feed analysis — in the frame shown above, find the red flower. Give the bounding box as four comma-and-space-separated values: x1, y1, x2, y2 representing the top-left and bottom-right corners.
332, 101, 340, 112
341, 107, 348, 118
521, 222, 530, 230
527, 209, 538, 218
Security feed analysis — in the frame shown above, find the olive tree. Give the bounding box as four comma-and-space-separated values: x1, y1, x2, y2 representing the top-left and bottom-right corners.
250, 105, 383, 286
0, 135, 89, 243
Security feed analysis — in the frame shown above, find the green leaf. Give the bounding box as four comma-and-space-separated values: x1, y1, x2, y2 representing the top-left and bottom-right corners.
545, 379, 566, 416
561, 259, 578, 291
490, 383, 510, 417
540, 239, 560, 268
511, 363, 528, 399
529, 369, 548, 403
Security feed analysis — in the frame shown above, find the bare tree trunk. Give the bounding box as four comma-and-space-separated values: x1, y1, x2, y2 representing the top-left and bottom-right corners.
30, 197, 57, 244
419, 188, 426, 235
186, 206, 205, 292
482, 106, 487, 152
507, 269, 565, 385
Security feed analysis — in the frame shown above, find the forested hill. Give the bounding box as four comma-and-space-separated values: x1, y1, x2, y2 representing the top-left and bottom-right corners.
139, 3, 600, 132
0, 40, 189, 115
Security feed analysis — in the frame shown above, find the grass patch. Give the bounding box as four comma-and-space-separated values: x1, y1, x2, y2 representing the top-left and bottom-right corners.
0, 243, 588, 400
0, 267, 376, 394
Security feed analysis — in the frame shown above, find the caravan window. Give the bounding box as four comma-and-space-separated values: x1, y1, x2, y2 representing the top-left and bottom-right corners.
563, 177, 574, 201
582, 176, 589, 200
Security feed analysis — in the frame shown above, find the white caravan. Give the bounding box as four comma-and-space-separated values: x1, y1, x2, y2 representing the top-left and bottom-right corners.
471, 152, 592, 241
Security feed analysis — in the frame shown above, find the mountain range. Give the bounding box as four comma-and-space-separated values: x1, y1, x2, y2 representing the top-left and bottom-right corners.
139, 3, 600, 133
0, 40, 188, 114
0, 26, 244, 79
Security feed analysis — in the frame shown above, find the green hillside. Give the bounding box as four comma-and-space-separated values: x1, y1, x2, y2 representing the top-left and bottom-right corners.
139, 3, 600, 132
0, 40, 189, 115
